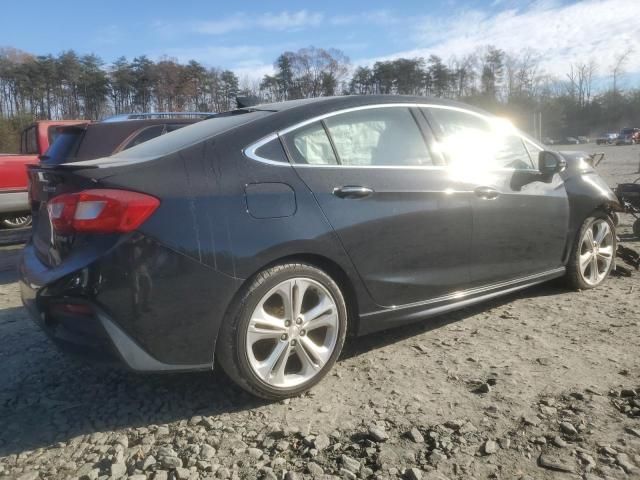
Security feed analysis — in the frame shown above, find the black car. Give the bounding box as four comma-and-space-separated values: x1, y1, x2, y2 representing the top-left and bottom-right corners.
20, 96, 620, 399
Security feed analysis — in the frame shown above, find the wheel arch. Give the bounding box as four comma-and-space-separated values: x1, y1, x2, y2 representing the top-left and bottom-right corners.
563, 202, 618, 264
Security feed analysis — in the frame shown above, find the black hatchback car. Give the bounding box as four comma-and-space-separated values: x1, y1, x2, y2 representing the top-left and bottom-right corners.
20, 96, 620, 399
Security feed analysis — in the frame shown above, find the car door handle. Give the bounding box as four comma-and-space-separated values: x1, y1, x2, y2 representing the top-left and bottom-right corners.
333, 186, 374, 199
474, 186, 500, 200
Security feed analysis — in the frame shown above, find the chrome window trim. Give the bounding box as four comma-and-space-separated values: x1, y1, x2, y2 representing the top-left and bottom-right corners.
243, 102, 543, 171
243, 133, 290, 166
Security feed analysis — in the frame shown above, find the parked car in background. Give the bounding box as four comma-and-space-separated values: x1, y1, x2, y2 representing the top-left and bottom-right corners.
2, 113, 213, 229
21, 95, 621, 399
0, 120, 84, 228
577, 136, 590, 144
42, 114, 211, 165
565, 137, 580, 144
596, 133, 619, 145
616, 127, 640, 145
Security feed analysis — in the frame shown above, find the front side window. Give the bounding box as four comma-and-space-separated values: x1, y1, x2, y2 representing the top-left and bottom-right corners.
282, 122, 338, 165
324, 107, 432, 167
427, 107, 535, 170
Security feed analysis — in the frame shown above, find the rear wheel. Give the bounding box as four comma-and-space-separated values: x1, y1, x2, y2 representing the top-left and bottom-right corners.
566, 214, 616, 289
1, 215, 32, 229
217, 263, 347, 399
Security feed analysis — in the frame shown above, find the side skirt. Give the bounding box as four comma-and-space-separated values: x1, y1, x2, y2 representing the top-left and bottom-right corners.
357, 268, 566, 335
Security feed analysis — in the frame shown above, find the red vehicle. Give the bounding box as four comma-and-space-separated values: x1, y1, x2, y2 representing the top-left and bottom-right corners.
0, 120, 85, 228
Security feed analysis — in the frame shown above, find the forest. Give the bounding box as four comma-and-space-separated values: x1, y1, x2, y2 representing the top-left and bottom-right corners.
1, 44, 638, 152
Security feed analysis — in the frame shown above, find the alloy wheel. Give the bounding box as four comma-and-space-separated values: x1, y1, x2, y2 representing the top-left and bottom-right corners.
245, 277, 339, 388
2, 215, 32, 228
579, 218, 614, 286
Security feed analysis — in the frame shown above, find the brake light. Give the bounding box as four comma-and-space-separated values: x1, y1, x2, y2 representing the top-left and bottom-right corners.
48, 189, 159, 234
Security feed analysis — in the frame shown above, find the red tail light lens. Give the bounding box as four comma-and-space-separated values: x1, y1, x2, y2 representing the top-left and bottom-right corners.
48, 189, 160, 234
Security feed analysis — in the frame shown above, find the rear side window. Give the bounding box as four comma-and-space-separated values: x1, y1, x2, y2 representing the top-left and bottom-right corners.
41, 128, 84, 164
324, 107, 432, 167
282, 122, 338, 165
427, 107, 535, 170
253, 137, 289, 163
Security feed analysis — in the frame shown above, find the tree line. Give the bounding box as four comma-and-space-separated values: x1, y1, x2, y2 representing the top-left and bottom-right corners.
1, 44, 639, 152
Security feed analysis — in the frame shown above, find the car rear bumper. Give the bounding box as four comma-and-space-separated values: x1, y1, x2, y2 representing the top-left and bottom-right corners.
0, 191, 29, 214
18, 240, 227, 372
21, 276, 212, 372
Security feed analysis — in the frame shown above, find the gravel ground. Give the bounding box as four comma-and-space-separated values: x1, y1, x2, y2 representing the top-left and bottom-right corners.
1, 145, 639, 480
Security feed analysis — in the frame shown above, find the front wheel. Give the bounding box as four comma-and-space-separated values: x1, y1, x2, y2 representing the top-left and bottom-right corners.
217, 263, 348, 400
566, 214, 616, 289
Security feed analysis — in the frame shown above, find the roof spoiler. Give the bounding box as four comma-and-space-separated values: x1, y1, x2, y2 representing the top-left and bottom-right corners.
236, 96, 261, 109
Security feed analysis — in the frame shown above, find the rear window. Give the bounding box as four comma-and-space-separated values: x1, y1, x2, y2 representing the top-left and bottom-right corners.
111, 110, 270, 161
40, 128, 84, 165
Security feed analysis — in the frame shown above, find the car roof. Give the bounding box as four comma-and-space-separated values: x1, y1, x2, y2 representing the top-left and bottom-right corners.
252, 95, 477, 113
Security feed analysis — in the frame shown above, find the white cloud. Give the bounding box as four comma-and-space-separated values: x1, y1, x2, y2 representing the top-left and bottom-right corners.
329, 10, 400, 27
156, 45, 265, 65
258, 11, 323, 31
94, 25, 124, 46
192, 17, 246, 35
191, 10, 323, 35
364, 0, 640, 78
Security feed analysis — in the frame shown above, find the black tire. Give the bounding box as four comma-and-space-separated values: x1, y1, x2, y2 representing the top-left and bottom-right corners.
633, 219, 640, 238
216, 262, 348, 400
565, 213, 616, 290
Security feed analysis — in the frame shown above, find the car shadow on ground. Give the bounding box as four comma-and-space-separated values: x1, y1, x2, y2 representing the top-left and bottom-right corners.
0, 281, 566, 457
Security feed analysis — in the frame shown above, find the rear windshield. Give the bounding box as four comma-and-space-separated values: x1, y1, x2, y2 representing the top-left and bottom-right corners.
40, 128, 84, 165
110, 110, 270, 161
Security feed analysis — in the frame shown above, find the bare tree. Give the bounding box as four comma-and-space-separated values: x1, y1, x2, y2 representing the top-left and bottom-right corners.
612, 47, 633, 94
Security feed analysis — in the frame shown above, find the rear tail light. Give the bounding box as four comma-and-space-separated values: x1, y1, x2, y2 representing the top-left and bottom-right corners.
48, 189, 159, 234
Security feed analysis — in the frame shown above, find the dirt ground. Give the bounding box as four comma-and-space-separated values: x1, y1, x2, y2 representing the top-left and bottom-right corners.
1, 144, 639, 480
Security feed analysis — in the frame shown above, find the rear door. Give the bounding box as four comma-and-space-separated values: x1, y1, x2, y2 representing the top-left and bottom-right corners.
425, 106, 569, 286
281, 105, 474, 307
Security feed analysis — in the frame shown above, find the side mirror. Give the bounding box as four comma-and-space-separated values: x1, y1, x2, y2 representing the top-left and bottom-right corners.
538, 151, 567, 176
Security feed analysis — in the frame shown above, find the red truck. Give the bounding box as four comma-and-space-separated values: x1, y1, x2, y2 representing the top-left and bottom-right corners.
0, 120, 85, 228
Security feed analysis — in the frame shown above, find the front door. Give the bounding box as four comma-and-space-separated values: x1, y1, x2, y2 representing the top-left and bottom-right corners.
281, 106, 474, 307
425, 106, 569, 286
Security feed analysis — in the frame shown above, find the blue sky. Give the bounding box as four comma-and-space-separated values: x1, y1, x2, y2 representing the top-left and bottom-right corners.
1, 0, 639, 85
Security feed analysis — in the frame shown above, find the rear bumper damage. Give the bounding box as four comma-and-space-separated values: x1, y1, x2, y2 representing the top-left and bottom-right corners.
20, 276, 211, 372
21, 282, 211, 371
18, 238, 236, 372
